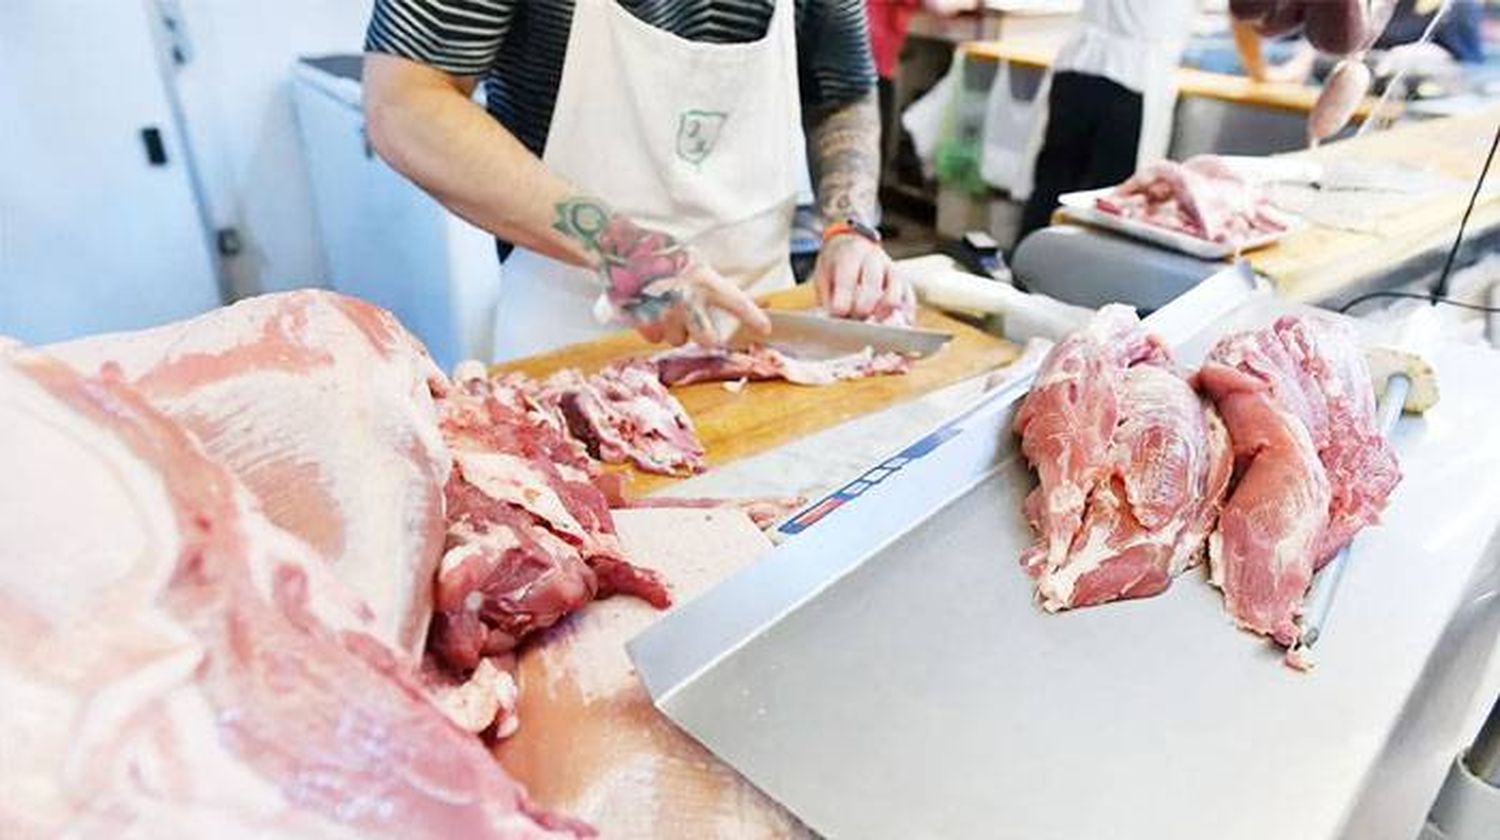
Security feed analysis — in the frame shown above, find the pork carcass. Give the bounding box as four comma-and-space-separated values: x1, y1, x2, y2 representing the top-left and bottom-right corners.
653, 343, 910, 387
1197, 314, 1399, 648
1096, 156, 1293, 245
49, 291, 450, 660
0, 346, 585, 838
1015, 305, 1232, 610
431, 373, 671, 674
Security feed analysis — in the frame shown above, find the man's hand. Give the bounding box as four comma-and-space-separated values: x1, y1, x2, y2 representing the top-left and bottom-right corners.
812, 233, 915, 324
551, 195, 770, 346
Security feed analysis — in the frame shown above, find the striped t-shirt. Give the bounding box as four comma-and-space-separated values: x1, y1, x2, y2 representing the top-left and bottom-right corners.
365, 0, 877, 157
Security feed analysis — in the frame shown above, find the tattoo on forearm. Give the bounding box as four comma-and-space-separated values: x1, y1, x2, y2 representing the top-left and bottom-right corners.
810, 90, 881, 225
553, 196, 692, 325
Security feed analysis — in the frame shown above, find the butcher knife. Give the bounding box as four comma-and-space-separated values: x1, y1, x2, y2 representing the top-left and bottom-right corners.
725, 310, 953, 361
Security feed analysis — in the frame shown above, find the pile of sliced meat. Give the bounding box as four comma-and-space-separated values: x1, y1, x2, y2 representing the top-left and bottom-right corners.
1016, 306, 1400, 667
1096, 155, 1294, 245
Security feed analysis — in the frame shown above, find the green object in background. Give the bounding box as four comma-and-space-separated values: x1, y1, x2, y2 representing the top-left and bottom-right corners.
933, 53, 990, 197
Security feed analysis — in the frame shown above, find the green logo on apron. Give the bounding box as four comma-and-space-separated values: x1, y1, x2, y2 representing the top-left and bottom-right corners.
676, 110, 728, 166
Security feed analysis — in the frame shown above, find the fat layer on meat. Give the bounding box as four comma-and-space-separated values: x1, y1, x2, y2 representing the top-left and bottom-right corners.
0, 346, 585, 839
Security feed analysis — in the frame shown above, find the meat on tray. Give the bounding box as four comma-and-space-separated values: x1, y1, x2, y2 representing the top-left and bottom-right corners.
1015, 305, 1232, 610
653, 343, 911, 387
1197, 315, 1400, 654
1095, 155, 1294, 245
0, 346, 587, 839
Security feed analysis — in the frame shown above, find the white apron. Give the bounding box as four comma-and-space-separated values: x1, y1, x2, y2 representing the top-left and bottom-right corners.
491, 0, 808, 361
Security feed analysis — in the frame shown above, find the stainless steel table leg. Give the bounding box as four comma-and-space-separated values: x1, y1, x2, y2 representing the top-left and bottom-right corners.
1423, 694, 1500, 839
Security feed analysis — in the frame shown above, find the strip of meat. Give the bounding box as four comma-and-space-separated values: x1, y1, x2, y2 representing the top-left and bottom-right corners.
1197, 363, 1331, 646
653, 343, 911, 387
0, 346, 586, 838
48, 291, 451, 661
1198, 313, 1399, 650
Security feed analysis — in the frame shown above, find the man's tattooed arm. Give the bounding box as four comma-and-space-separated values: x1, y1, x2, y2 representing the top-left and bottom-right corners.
807, 89, 882, 226
552, 195, 693, 325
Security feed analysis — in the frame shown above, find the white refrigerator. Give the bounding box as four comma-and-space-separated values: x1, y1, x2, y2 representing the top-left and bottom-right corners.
292, 55, 499, 371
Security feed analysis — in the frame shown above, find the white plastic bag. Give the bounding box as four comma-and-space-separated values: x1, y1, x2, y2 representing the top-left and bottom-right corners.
901, 54, 961, 181
980, 60, 1051, 201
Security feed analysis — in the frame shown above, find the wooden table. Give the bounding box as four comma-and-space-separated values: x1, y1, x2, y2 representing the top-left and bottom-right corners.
495, 285, 1021, 495
1246, 105, 1500, 303
961, 39, 1381, 118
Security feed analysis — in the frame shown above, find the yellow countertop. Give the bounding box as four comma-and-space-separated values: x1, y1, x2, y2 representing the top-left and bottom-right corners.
961, 39, 1379, 118
1247, 105, 1500, 302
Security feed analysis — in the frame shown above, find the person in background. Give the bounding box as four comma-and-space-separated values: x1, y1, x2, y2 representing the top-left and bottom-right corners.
1016, 0, 1201, 243
1377, 0, 1485, 63
1231, 20, 1317, 83
363, 0, 912, 362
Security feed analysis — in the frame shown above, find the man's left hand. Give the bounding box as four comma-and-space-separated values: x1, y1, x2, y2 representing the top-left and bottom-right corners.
812, 233, 915, 323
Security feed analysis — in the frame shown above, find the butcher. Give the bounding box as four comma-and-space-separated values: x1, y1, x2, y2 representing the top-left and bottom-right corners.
362, 0, 913, 361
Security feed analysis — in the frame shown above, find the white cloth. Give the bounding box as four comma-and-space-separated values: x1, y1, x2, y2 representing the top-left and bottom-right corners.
491, 0, 807, 361
980, 58, 1052, 201
1051, 0, 1199, 166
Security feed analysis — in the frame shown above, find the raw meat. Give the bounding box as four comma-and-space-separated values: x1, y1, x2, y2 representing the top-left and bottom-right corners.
1096, 156, 1294, 245
0, 346, 585, 839
1015, 306, 1231, 610
497, 508, 810, 839
540, 362, 707, 476
653, 343, 911, 387
50, 291, 450, 660
1198, 314, 1400, 647
454, 360, 707, 478
431, 373, 671, 673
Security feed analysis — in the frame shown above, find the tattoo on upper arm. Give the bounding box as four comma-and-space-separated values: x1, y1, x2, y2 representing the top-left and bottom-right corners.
552, 195, 692, 324
810, 90, 881, 226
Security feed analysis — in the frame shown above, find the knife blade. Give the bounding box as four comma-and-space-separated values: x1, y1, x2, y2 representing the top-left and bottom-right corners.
725, 310, 952, 360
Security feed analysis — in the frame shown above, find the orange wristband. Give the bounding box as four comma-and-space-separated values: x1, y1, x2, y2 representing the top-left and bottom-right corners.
822, 217, 882, 244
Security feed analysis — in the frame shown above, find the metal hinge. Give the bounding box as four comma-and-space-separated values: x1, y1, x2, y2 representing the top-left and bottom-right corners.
157, 0, 193, 66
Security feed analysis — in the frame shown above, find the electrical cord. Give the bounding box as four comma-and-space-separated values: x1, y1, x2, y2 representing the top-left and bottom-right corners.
1432, 119, 1500, 300
1338, 289, 1500, 314
1344, 118, 1500, 316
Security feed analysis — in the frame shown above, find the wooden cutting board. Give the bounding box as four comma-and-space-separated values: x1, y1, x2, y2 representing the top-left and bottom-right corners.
494, 284, 1020, 495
